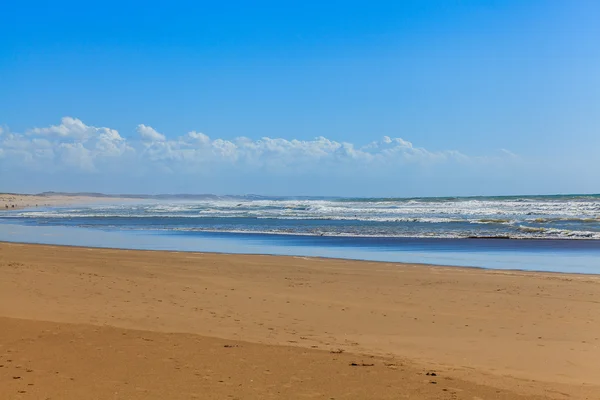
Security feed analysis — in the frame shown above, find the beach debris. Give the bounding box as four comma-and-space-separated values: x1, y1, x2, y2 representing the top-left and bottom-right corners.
349, 362, 374, 367
12, 376, 21, 379
223, 344, 239, 348
330, 349, 344, 354
426, 372, 437, 376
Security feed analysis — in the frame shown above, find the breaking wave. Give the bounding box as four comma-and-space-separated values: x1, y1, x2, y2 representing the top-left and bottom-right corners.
3, 194, 600, 240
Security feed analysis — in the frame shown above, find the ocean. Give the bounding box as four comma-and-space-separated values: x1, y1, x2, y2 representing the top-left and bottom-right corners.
1, 194, 600, 273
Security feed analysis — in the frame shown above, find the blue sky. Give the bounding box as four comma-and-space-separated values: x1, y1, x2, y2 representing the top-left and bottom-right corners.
1, 0, 599, 196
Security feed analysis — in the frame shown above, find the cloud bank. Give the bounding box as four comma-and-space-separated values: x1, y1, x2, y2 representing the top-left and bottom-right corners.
0, 117, 518, 195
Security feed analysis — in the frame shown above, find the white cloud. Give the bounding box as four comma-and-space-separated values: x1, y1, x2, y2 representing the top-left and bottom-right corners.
185, 131, 211, 145
57, 142, 95, 172
137, 124, 166, 142
28, 117, 121, 141
0, 117, 517, 178
1, 117, 133, 172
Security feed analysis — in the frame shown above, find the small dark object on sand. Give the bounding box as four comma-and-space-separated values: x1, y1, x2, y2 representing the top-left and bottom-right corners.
350, 362, 374, 367
426, 372, 437, 376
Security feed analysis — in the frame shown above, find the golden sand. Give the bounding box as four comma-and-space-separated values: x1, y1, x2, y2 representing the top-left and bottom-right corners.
0, 242, 598, 399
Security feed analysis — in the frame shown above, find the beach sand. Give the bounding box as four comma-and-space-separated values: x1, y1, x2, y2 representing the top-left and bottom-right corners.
0, 193, 131, 210
0, 242, 598, 399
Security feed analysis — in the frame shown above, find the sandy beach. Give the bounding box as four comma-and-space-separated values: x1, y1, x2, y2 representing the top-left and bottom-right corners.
0, 193, 130, 211
4, 1, 599, 398
0, 242, 598, 399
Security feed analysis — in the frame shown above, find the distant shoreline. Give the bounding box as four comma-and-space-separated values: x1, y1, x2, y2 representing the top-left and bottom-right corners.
3, 191, 600, 201
0, 193, 136, 211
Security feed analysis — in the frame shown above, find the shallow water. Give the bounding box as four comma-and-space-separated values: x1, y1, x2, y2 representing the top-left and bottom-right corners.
1, 217, 599, 274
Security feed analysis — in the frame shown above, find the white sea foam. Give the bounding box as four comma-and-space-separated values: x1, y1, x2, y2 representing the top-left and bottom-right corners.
4, 196, 600, 240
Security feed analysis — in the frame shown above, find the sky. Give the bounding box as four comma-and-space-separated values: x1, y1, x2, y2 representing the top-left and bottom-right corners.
1, 0, 599, 196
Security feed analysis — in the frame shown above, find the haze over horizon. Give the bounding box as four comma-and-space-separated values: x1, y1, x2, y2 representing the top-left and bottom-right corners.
16, 190, 600, 199
1, 1, 599, 197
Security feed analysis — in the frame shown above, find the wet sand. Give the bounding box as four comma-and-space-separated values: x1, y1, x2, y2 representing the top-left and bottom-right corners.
0, 242, 598, 399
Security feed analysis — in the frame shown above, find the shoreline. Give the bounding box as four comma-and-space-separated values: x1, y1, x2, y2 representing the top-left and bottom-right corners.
2, 239, 598, 277
1, 242, 598, 399
0, 193, 134, 211
2, 218, 600, 274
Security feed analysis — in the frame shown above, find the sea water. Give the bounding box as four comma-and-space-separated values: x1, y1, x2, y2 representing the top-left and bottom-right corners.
1, 195, 599, 273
